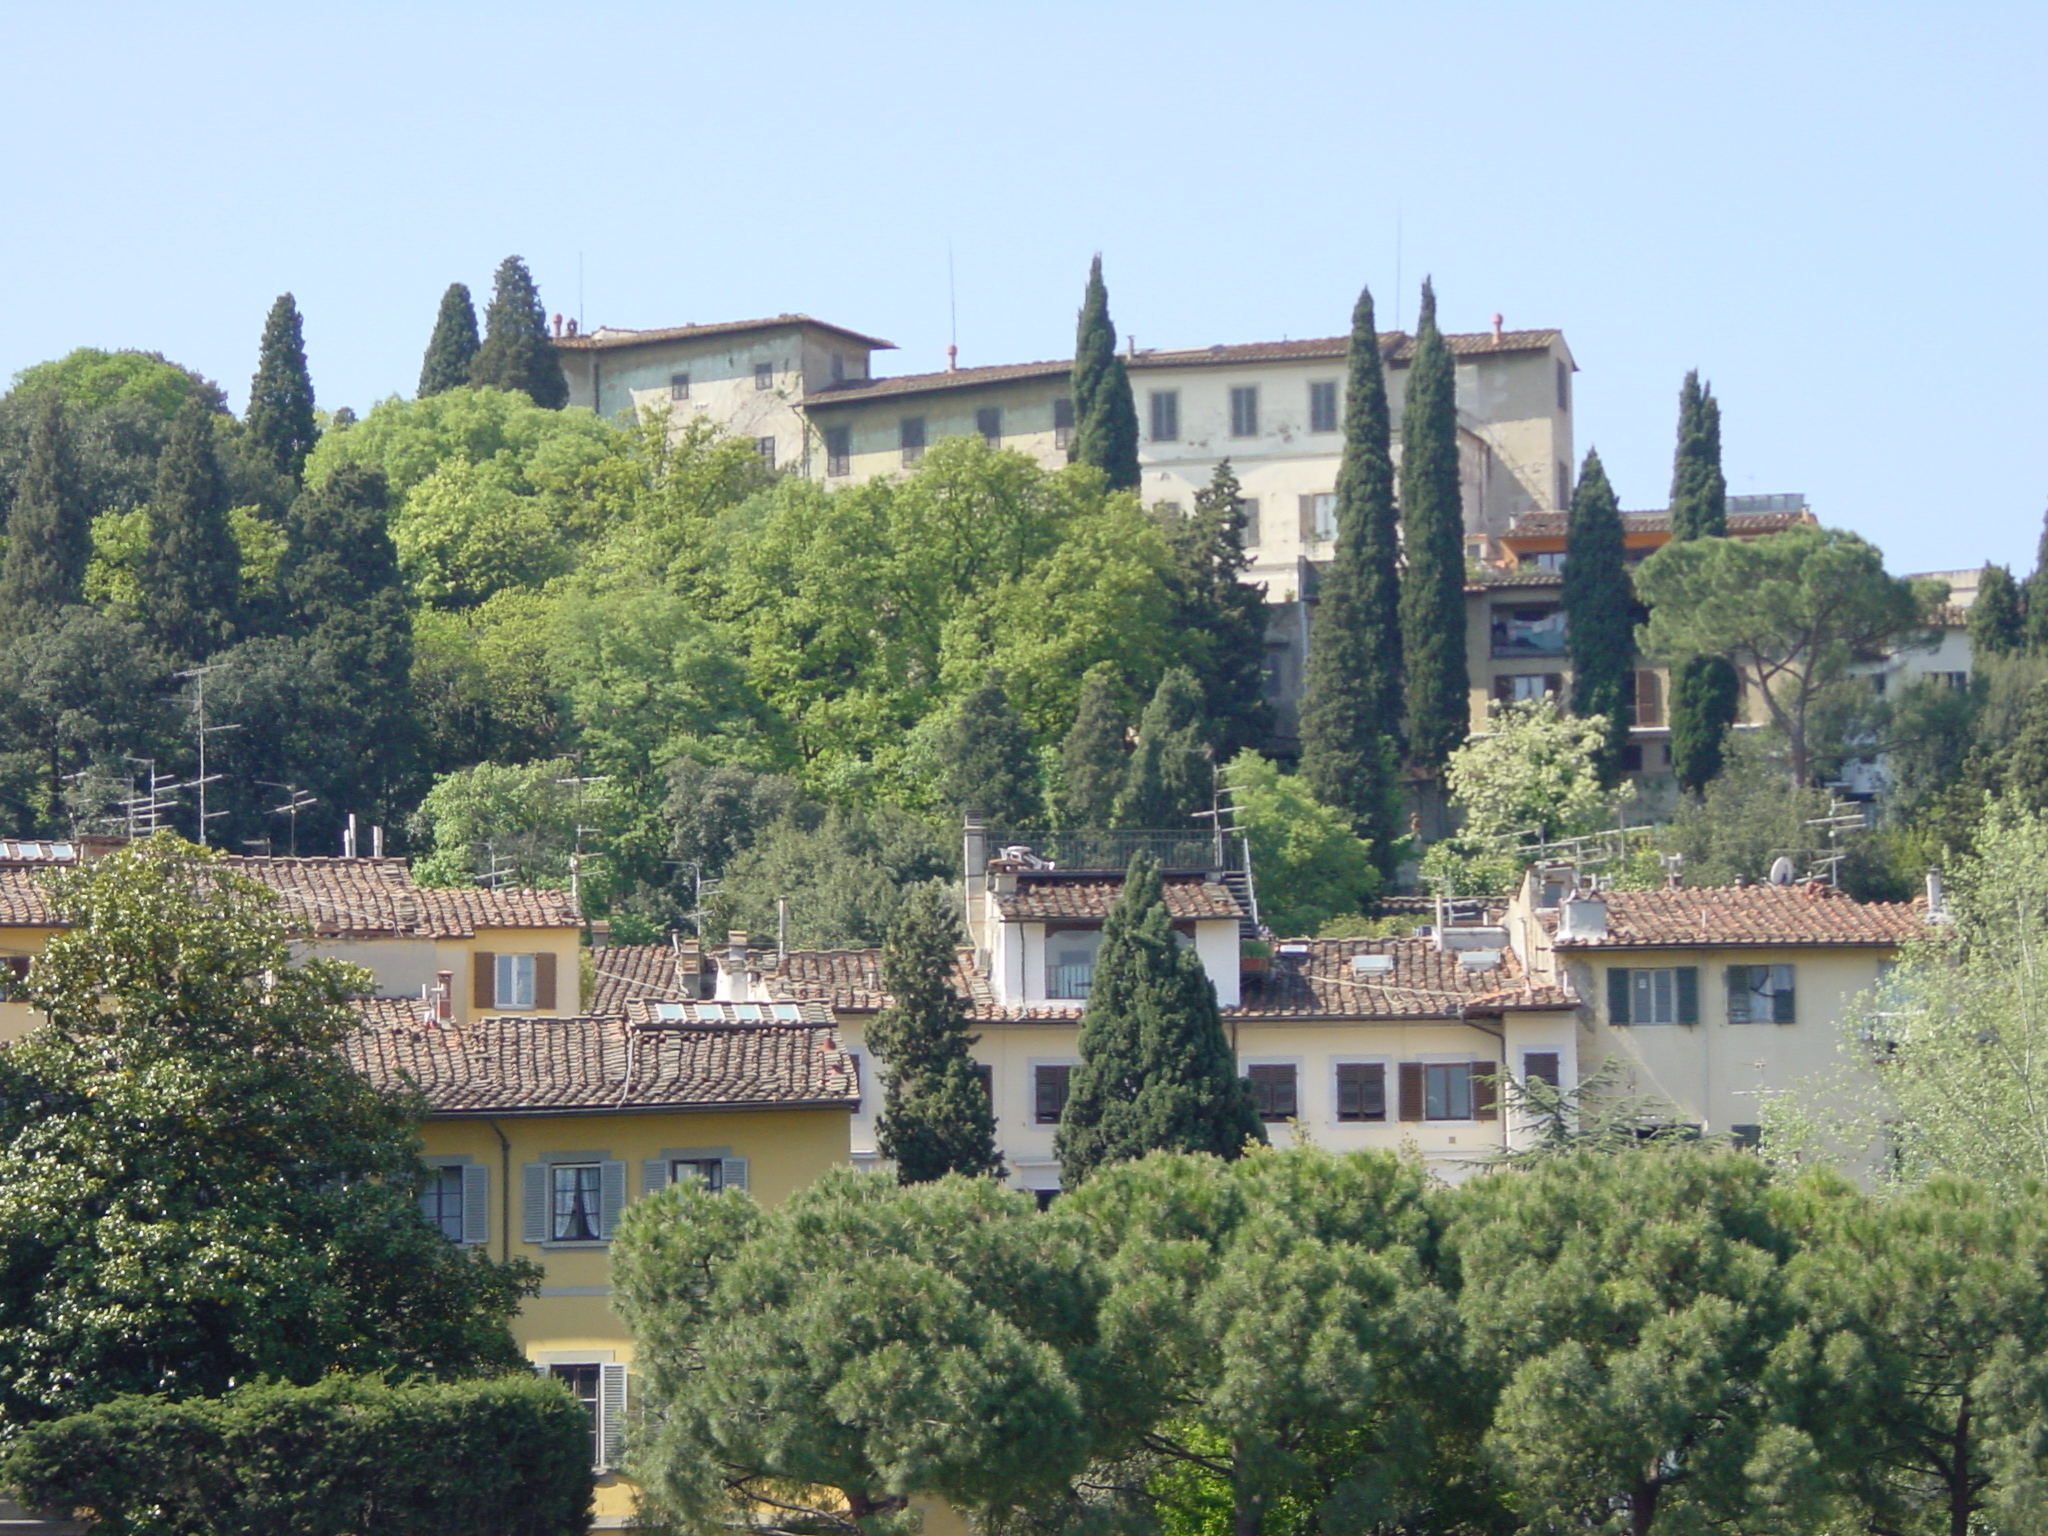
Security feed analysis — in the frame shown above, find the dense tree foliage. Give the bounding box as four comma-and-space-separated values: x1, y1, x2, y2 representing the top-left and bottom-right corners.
1164, 460, 1271, 762
138, 398, 241, 662
1113, 666, 1211, 828
470, 256, 568, 409
936, 676, 1041, 826
1972, 561, 2025, 655
418, 281, 482, 397
1667, 370, 1727, 542
1671, 653, 1742, 795
0, 392, 92, 626
1069, 255, 1140, 491
1059, 663, 1127, 828
244, 293, 317, 482
1562, 448, 1633, 785
1223, 750, 1379, 936
1397, 279, 1468, 773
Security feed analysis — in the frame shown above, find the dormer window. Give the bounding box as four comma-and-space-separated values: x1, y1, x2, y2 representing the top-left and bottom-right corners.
1047, 929, 1101, 999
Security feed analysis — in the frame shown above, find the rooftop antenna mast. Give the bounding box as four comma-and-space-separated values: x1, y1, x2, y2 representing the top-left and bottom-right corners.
556, 773, 610, 910
120, 756, 181, 839
257, 781, 318, 858
174, 666, 240, 848
476, 841, 514, 891
1804, 799, 1868, 889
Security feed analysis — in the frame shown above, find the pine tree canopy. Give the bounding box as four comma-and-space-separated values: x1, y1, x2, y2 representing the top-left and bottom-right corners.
1300, 284, 1402, 870
1112, 667, 1210, 828
1068, 256, 1140, 491
1668, 370, 1727, 542
244, 293, 317, 483
0, 391, 91, 628
1159, 461, 1271, 763
1970, 563, 2024, 657
1562, 448, 1634, 787
1054, 854, 1264, 1185
139, 399, 240, 662
937, 676, 1041, 827
1059, 664, 1127, 829
470, 257, 568, 410
866, 883, 1004, 1183
418, 283, 481, 398
1396, 278, 1469, 772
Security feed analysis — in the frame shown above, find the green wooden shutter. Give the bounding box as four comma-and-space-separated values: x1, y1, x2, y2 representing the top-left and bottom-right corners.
598, 1364, 628, 1470
460, 1163, 489, 1247
1725, 966, 1752, 1023
1607, 968, 1632, 1024
598, 1161, 627, 1240
1676, 968, 1700, 1024
642, 1159, 669, 1197
1472, 1064, 1499, 1121
721, 1157, 749, 1192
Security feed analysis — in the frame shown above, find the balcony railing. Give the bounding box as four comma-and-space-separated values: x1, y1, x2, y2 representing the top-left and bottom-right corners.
1047, 964, 1094, 1000
984, 828, 1248, 875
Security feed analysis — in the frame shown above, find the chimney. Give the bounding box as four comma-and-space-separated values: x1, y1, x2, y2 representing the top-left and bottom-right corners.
1926, 868, 1951, 924
342, 813, 357, 859
552, 313, 563, 338
566, 317, 578, 338
946, 343, 957, 372
434, 970, 453, 1023
1492, 312, 1504, 341
675, 937, 704, 998
371, 825, 384, 859
720, 930, 752, 1004
1557, 891, 1608, 943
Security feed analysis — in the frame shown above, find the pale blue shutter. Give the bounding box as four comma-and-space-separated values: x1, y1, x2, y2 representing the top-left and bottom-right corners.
642, 1159, 669, 1198
522, 1164, 546, 1244
599, 1160, 627, 1239
461, 1164, 489, 1246
721, 1157, 749, 1193
598, 1363, 628, 1470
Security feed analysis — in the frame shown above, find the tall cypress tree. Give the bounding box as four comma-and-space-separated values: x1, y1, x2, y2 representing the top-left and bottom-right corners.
1671, 658, 1741, 796
2025, 510, 2048, 655
1397, 278, 1469, 772
0, 393, 91, 629
1055, 854, 1264, 1185
244, 294, 317, 483
1668, 372, 1727, 541
1971, 564, 2024, 657
1060, 664, 1126, 828
867, 884, 1004, 1184
936, 676, 1041, 827
1112, 668, 1209, 828
419, 283, 481, 397
1562, 449, 1633, 787
138, 401, 239, 662
1300, 285, 1402, 871
470, 257, 568, 410
1160, 461, 1270, 761
1068, 256, 1140, 491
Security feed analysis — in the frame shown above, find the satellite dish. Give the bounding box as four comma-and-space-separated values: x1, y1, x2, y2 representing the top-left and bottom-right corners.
1768, 856, 1797, 886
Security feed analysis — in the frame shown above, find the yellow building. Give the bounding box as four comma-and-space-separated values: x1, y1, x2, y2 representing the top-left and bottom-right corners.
345, 998, 861, 1530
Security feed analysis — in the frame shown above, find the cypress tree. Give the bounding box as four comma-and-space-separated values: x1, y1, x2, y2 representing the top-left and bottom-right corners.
1300, 285, 1402, 872
418, 283, 481, 397
866, 883, 1004, 1184
2025, 510, 2048, 655
1068, 256, 1140, 491
470, 257, 568, 410
244, 294, 317, 483
1668, 371, 1727, 541
1562, 449, 1633, 787
937, 676, 1041, 828
1671, 656, 1741, 796
1112, 667, 1209, 828
1397, 278, 1469, 772
1971, 564, 2024, 657
1055, 854, 1265, 1185
278, 463, 402, 634
138, 400, 239, 662
1059, 664, 1126, 828
1160, 461, 1270, 760
0, 393, 91, 629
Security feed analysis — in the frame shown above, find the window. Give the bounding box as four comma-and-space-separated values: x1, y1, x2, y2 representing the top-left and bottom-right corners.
1523, 1051, 1562, 1088
1034, 1064, 1073, 1124
1335, 1062, 1386, 1121
754, 362, 773, 391
552, 1364, 602, 1457
669, 372, 689, 402
1607, 966, 1700, 1025
1047, 930, 1101, 998
643, 1149, 747, 1196
669, 1157, 724, 1192
1491, 605, 1567, 657
1527, 550, 1568, 573
1557, 358, 1571, 412
1229, 386, 1259, 438
1495, 674, 1563, 706
551, 1163, 601, 1242
825, 425, 851, 477
420, 1165, 465, 1242
497, 953, 535, 1010
755, 436, 776, 470
977, 406, 1002, 446
1870, 672, 1890, 697
1247, 1063, 1298, 1122
1632, 669, 1665, 728
549, 1362, 627, 1471
474, 949, 557, 1011
1301, 492, 1337, 543
900, 416, 926, 465
1727, 964, 1797, 1024
1052, 396, 1074, 450
1621, 743, 1645, 773
1236, 497, 1261, 548
1149, 390, 1180, 442
1398, 1062, 1498, 1121
1309, 380, 1339, 434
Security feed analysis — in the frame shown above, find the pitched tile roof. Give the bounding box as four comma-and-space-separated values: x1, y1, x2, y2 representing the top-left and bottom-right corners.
1233, 938, 1575, 1020
0, 870, 58, 927
991, 873, 1243, 922
223, 858, 579, 938
1467, 567, 1564, 591
552, 314, 895, 352
1505, 508, 1817, 541
1542, 885, 1926, 949
344, 1006, 861, 1115
765, 946, 993, 1014
589, 943, 700, 1017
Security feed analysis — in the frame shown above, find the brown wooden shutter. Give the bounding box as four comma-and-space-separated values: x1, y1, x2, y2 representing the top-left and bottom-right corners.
473, 951, 495, 1011
1397, 1063, 1425, 1122
535, 951, 558, 1012
1473, 1063, 1499, 1121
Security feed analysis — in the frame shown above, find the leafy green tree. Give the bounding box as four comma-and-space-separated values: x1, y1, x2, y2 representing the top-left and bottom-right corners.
394, 456, 578, 607
1653, 733, 1834, 887
470, 256, 568, 409
138, 398, 241, 661
662, 759, 810, 878
1224, 751, 1379, 936
1300, 286, 1403, 872
1562, 449, 1633, 786
1056, 855, 1265, 1185
1160, 461, 1270, 762
1069, 255, 1140, 491
0, 608, 174, 827
1113, 667, 1211, 828
867, 884, 1004, 1183
1450, 1148, 1798, 1536
1636, 525, 1931, 786
1668, 371, 1727, 542
1059, 663, 1127, 828
1, 1374, 593, 1536
0, 837, 534, 1425
1972, 563, 2025, 656
0, 391, 92, 627
244, 293, 317, 482
707, 805, 953, 950
408, 589, 569, 776
419, 282, 482, 397
612, 1169, 1101, 1534
1671, 654, 1742, 795
1397, 279, 1468, 773
937, 675, 1041, 826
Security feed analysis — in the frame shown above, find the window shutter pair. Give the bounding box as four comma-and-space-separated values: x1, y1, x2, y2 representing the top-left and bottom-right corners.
521, 1160, 627, 1243
460, 1164, 489, 1246
640, 1157, 748, 1195
474, 951, 495, 1010
1397, 1062, 1425, 1122
1472, 1064, 1499, 1121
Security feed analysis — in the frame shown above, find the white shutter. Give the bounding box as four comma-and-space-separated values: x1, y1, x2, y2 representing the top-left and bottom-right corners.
720, 1157, 749, 1193
599, 1160, 627, 1239
461, 1163, 489, 1246
598, 1363, 628, 1471
522, 1164, 547, 1245
642, 1159, 669, 1198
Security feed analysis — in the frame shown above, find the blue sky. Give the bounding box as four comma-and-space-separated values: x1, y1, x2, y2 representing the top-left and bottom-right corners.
4, 1, 2040, 576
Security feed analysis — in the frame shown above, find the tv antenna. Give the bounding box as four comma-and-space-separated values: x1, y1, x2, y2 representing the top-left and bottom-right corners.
257, 781, 318, 858
120, 756, 181, 838
175, 666, 241, 848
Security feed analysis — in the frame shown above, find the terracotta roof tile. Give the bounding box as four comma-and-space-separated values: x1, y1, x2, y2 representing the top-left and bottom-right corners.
589, 943, 700, 1017
1506, 508, 1817, 541
1543, 885, 1925, 949
765, 947, 990, 1014
0, 870, 58, 927
991, 873, 1242, 922
344, 1005, 861, 1115
1231, 938, 1575, 1020
553, 314, 895, 352
223, 858, 578, 938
